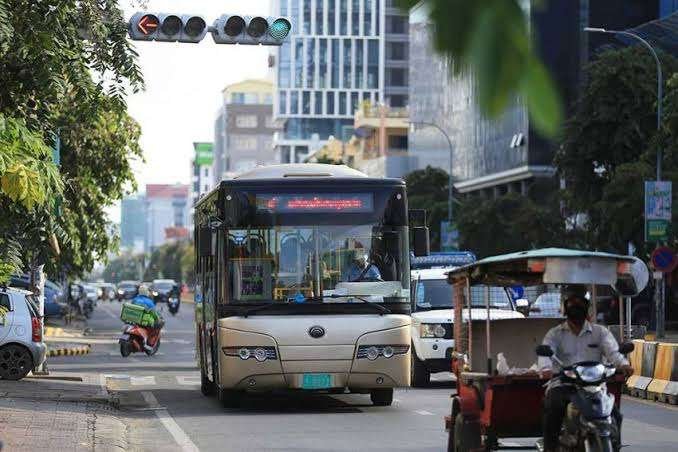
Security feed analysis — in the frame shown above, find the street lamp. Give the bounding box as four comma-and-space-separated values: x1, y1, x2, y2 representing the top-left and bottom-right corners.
409, 121, 454, 223
584, 27, 663, 180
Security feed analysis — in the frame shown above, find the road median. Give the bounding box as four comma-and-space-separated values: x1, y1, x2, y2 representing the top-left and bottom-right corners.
46, 343, 92, 357
626, 338, 678, 405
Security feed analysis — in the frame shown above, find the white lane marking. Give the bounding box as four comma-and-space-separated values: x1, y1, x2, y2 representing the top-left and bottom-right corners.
168, 339, 191, 345
176, 376, 200, 386
131, 376, 156, 386
414, 410, 434, 416
104, 374, 130, 380
142, 391, 200, 452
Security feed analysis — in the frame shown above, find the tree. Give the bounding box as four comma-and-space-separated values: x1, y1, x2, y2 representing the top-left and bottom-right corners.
405, 166, 450, 250
457, 191, 565, 258
139, 240, 194, 285
555, 46, 678, 256
398, 0, 561, 136
0, 0, 144, 280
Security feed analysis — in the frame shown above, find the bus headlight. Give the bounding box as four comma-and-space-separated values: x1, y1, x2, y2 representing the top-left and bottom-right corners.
420, 323, 447, 338
222, 346, 278, 361
357, 345, 409, 360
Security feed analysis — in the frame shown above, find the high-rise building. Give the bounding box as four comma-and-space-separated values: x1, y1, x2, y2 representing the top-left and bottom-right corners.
213, 79, 281, 179
408, 0, 667, 197
271, 0, 410, 163
120, 195, 146, 252
145, 184, 190, 252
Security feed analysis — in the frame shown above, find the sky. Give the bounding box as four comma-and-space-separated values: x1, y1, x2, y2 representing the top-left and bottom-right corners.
109, 0, 274, 222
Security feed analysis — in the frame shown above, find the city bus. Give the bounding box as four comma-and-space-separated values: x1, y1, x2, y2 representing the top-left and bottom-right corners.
194, 164, 423, 407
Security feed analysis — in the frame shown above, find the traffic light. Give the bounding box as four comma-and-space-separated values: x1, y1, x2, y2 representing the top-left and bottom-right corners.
212, 15, 291, 45
128, 12, 208, 43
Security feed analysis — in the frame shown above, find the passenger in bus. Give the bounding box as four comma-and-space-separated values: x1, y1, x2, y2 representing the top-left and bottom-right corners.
343, 248, 382, 282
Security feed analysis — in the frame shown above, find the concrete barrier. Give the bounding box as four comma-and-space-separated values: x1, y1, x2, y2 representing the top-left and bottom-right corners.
626, 339, 657, 398
46, 344, 91, 357
647, 342, 678, 404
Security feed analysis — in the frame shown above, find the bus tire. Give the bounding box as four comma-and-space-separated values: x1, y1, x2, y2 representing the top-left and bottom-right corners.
411, 353, 430, 387
200, 369, 214, 396
370, 388, 393, 406
218, 388, 241, 408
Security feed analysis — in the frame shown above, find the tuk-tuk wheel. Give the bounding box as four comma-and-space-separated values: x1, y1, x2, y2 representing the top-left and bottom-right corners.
452, 414, 482, 452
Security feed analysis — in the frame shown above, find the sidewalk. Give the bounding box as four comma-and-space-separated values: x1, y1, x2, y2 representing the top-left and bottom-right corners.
0, 375, 127, 451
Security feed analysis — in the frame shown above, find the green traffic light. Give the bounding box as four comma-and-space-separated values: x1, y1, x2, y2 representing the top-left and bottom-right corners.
269, 18, 291, 41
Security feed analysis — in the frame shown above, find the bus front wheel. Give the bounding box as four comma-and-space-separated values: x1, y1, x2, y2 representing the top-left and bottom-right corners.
218, 388, 241, 408
370, 388, 393, 406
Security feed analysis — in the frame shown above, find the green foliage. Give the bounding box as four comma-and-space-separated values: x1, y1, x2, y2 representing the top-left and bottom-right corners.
405, 166, 450, 250
457, 190, 565, 258
143, 241, 194, 285
556, 46, 678, 256
102, 252, 145, 283
397, 0, 562, 136
0, 0, 143, 279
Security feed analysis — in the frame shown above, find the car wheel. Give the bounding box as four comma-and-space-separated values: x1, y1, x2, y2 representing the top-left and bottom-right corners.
0, 344, 34, 380
411, 352, 431, 387
370, 388, 394, 406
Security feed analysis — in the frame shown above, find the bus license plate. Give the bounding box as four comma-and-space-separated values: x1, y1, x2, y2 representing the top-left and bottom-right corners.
302, 373, 332, 389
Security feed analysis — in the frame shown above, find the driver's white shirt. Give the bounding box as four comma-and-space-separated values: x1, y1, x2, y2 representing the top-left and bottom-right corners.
539, 320, 628, 372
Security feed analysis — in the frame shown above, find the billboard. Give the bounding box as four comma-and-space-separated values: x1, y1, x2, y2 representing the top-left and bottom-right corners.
194, 142, 214, 166
645, 181, 672, 242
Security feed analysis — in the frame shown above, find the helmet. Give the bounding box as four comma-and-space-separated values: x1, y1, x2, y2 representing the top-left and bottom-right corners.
561, 285, 589, 307
138, 285, 150, 297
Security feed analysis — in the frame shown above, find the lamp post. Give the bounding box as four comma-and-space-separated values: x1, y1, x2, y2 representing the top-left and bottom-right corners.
409, 121, 454, 223
585, 27, 666, 338
584, 27, 663, 180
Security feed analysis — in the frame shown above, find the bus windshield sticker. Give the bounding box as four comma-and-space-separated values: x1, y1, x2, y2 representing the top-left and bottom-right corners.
256, 193, 374, 213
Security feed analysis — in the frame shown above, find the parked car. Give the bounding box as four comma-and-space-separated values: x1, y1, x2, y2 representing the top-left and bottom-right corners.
409, 267, 524, 386
9, 276, 67, 319
0, 287, 46, 380
116, 280, 140, 301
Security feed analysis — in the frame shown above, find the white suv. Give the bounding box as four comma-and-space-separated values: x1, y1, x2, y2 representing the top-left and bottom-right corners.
0, 287, 46, 380
410, 268, 524, 386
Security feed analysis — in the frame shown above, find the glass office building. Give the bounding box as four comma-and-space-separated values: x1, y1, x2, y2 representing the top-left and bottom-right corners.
272, 0, 409, 162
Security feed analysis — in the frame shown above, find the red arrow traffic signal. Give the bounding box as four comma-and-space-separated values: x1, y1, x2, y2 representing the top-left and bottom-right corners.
137, 14, 159, 35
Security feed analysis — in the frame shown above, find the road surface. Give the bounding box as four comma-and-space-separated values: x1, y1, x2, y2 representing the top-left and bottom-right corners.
46, 301, 678, 451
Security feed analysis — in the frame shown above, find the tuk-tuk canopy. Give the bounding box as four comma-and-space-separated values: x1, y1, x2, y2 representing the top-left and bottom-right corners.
446, 248, 636, 293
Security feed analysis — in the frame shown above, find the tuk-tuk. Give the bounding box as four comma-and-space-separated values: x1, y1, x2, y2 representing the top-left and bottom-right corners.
444, 248, 642, 451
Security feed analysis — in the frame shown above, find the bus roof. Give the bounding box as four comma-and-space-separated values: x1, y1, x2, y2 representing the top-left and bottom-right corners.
233, 164, 369, 180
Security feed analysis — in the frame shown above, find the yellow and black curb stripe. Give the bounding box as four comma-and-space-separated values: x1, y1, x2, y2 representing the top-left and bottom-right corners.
47, 344, 91, 357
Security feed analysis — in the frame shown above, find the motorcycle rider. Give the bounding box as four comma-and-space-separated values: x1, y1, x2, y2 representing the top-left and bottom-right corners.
539, 286, 633, 452
130, 285, 162, 352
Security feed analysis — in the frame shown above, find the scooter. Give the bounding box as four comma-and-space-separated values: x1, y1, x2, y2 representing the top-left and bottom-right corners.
168, 295, 180, 316
119, 323, 162, 357
536, 343, 634, 452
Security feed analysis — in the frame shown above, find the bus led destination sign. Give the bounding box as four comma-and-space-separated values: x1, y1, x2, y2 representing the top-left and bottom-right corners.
256, 193, 374, 213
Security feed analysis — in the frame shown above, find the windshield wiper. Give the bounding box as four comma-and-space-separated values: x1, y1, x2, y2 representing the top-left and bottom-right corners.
243, 303, 281, 318
319, 294, 392, 315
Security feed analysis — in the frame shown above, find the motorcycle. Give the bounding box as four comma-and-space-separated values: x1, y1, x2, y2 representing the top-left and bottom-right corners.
536, 343, 634, 452
119, 323, 162, 357
168, 295, 180, 315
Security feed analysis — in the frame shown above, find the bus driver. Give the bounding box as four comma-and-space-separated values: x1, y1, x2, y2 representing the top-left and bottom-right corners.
344, 248, 382, 282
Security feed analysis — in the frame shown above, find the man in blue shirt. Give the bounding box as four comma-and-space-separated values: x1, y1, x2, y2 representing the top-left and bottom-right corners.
131, 285, 155, 310
344, 249, 382, 282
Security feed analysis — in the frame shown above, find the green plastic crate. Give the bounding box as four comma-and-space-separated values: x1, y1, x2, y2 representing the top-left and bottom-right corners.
120, 302, 159, 327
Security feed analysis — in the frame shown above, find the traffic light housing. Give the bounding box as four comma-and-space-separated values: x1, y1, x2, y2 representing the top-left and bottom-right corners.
128, 12, 208, 43
212, 15, 291, 46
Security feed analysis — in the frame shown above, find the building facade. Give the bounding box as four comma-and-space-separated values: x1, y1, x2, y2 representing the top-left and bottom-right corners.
145, 184, 190, 252
213, 79, 280, 179
408, 0, 668, 197
271, 0, 410, 162
120, 195, 146, 253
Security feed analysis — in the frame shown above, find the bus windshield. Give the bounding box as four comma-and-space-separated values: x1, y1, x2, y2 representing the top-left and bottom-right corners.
227, 224, 409, 304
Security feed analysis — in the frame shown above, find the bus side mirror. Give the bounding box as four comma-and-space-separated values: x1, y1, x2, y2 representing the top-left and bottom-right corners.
412, 226, 430, 257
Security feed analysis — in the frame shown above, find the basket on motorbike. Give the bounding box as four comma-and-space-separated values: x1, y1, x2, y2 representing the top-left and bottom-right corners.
120, 302, 161, 328
443, 248, 645, 452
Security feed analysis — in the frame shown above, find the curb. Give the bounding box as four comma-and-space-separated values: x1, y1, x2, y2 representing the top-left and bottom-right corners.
47, 344, 91, 357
